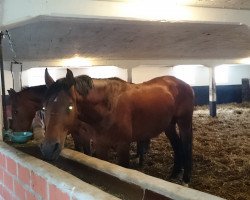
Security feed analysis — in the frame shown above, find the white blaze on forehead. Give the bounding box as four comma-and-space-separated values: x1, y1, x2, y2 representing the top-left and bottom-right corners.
54, 97, 58, 102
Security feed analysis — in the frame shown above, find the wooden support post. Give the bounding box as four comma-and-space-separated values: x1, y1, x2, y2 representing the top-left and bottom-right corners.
209, 66, 217, 117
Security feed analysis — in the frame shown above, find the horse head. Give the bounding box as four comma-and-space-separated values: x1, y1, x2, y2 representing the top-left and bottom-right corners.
8, 88, 34, 131
40, 69, 80, 160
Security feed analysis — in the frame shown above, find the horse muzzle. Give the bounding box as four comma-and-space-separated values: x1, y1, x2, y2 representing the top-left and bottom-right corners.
40, 141, 61, 161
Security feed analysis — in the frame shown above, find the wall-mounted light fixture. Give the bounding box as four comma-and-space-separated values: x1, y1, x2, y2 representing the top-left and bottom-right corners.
121, 0, 192, 20
238, 57, 250, 64
61, 54, 92, 67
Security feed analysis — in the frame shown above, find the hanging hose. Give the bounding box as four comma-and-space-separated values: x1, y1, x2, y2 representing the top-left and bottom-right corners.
1, 30, 23, 131
10, 60, 22, 90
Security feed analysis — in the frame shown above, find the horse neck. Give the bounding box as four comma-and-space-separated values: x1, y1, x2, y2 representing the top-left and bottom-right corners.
76, 79, 129, 123
86, 79, 128, 104
23, 86, 47, 109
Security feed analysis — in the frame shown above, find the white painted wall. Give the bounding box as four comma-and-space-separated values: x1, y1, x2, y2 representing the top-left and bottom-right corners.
132, 64, 250, 86
21, 66, 128, 87
132, 66, 173, 84
132, 65, 209, 86
215, 64, 250, 85
2, 64, 250, 91
173, 65, 209, 86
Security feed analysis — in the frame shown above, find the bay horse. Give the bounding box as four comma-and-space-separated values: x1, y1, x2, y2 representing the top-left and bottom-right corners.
8, 85, 47, 132
7, 85, 89, 153
41, 69, 194, 184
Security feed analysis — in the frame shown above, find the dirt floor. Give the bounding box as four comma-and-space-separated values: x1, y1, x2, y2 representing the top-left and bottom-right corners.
8, 103, 250, 200
190, 103, 250, 200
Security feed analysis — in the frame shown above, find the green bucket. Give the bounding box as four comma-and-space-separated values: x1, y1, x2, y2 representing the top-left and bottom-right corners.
4, 130, 33, 144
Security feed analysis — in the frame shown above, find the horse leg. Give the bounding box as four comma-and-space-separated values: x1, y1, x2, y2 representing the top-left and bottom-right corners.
94, 141, 109, 161
177, 116, 193, 185
70, 132, 84, 153
78, 131, 92, 155
81, 139, 92, 155
117, 142, 130, 167
165, 120, 183, 179
137, 139, 150, 166
76, 121, 96, 155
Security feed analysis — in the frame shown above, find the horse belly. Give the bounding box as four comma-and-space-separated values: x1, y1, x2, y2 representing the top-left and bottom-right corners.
130, 89, 174, 140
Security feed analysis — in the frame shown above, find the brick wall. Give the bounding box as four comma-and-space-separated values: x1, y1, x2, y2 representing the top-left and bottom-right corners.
0, 141, 224, 200
0, 142, 119, 200
0, 152, 48, 200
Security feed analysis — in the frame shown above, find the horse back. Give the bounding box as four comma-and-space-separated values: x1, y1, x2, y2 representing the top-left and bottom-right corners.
112, 76, 194, 140
160, 76, 194, 117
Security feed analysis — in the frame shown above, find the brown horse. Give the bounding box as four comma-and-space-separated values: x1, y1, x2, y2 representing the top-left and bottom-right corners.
7, 85, 90, 153
41, 69, 194, 184
8, 86, 47, 132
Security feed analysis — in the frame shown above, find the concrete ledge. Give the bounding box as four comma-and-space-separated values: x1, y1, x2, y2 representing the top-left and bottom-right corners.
61, 148, 225, 200
0, 141, 119, 200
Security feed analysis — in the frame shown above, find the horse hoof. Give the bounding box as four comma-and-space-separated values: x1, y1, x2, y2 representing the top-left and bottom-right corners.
182, 182, 189, 187
131, 153, 139, 159
169, 168, 184, 181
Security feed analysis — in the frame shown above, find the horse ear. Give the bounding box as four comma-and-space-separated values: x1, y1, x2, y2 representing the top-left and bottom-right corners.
45, 68, 55, 88
8, 88, 16, 96
66, 69, 75, 87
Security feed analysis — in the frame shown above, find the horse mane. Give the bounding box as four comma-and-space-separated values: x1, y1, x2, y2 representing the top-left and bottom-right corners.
45, 74, 129, 101
20, 85, 47, 94
8, 85, 47, 106
75, 75, 93, 96
107, 77, 127, 82
94, 77, 129, 99
45, 75, 93, 100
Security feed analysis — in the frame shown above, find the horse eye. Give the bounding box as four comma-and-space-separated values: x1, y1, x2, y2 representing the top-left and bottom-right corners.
13, 110, 18, 114
68, 106, 73, 110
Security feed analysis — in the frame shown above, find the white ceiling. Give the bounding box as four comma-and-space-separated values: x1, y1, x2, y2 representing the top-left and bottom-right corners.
95, 0, 250, 10
1, 1, 250, 65
2, 16, 250, 61
177, 0, 250, 10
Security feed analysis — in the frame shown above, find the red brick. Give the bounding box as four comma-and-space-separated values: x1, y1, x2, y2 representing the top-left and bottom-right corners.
0, 168, 4, 184
6, 158, 17, 176
12, 194, 19, 200
49, 184, 70, 200
2, 187, 12, 200
18, 164, 30, 186
0, 183, 3, 197
25, 190, 36, 200
14, 180, 26, 200
3, 171, 13, 191
0, 154, 6, 169
31, 171, 47, 200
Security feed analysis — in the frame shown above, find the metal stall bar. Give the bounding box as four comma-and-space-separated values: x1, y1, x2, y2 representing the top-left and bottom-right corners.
0, 31, 8, 130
